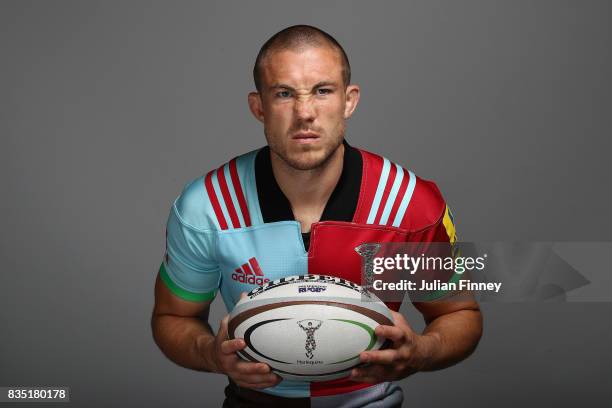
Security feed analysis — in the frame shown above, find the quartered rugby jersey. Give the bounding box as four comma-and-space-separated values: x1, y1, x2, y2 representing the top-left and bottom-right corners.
159, 141, 457, 398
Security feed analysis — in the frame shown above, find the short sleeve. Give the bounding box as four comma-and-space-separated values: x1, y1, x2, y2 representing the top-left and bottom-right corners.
159, 202, 220, 302
416, 204, 462, 301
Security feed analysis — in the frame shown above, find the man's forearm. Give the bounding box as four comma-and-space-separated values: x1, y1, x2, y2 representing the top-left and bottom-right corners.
151, 314, 220, 373
419, 309, 483, 371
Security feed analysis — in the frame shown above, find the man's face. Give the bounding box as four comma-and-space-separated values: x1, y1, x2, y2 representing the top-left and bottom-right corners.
249, 46, 360, 170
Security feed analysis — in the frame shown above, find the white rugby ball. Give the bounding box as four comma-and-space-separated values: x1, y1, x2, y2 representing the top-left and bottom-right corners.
228, 274, 393, 382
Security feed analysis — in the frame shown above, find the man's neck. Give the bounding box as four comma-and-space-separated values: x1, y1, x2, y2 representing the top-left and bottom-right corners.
270, 144, 345, 232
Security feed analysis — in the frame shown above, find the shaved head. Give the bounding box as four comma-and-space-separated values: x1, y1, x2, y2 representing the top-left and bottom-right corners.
253, 25, 351, 92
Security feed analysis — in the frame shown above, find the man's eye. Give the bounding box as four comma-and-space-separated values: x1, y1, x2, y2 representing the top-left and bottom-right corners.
276, 90, 291, 98
317, 88, 332, 95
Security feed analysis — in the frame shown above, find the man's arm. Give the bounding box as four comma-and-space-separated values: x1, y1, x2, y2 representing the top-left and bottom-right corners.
151, 274, 281, 388
414, 296, 482, 371
151, 273, 219, 372
350, 294, 482, 383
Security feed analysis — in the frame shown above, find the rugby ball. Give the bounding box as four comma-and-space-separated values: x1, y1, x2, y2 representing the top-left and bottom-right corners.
228, 275, 393, 382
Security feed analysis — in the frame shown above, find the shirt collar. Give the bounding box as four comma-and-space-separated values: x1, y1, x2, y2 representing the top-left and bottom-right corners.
255, 139, 363, 224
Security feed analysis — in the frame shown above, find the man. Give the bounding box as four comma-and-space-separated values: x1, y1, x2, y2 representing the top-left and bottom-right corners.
151, 25, 482, 407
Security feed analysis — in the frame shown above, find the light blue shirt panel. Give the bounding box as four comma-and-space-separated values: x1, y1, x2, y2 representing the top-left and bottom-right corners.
165, 206, 220, 294
175, 175, 226, 230
164, 178, 221, 295
216, 221, 308, 312
216, 221, 311, 397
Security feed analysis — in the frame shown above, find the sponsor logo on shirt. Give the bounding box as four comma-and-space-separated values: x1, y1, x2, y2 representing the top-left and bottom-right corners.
231, 257, 270, 286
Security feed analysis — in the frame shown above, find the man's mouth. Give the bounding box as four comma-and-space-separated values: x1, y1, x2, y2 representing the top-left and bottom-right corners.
292, 132, 320, 142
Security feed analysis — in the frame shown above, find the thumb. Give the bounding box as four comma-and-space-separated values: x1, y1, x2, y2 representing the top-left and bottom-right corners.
239, 292, 248, 301
218, 315, 230, 340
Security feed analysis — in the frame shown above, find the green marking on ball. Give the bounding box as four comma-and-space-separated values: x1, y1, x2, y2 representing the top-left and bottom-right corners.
328, 319, 377, 364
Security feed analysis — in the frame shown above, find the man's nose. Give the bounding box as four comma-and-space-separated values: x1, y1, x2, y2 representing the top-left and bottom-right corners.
294, 97, 316, 121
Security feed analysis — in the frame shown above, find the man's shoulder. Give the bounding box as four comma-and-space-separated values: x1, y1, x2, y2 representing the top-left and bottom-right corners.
173, 148, 261, 230
355, 146, 448, 232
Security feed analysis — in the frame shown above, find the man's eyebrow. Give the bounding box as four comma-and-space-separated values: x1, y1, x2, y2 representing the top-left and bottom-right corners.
311, 81, 337, 89
268, 83, 295, 91
268, 81, 338, 91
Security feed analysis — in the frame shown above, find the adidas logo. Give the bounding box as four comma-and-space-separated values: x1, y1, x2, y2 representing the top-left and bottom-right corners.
231, 257, 270, 285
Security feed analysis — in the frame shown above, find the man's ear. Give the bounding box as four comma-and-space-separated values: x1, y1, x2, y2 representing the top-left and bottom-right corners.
343, 84, 360, 119
248, 92, 265, 123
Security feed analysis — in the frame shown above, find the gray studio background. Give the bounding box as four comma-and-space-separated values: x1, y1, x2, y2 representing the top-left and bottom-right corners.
1, 1, 611, 407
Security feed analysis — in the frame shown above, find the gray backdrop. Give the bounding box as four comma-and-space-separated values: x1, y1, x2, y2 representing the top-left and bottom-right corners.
1, 1, 611, 407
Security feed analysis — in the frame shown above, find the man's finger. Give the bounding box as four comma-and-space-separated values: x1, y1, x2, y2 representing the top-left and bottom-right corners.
389, 310, 409, 326
239, 292, 248, 300
221, 338, 246, 354
360, 349, 400, 365
389, 310, 417, 334
375, 325, 406, 344
233, 361, 271, 375
233, 373, 281, 387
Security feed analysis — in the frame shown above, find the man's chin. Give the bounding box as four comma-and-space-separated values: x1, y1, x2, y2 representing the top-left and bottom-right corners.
283, 154, 327, 171
280, 147, 337, 171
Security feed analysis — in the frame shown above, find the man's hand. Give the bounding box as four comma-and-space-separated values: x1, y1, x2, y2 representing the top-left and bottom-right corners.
350, 310, 438, 383
203, 314, 282, 389
206, 293, 282, 389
